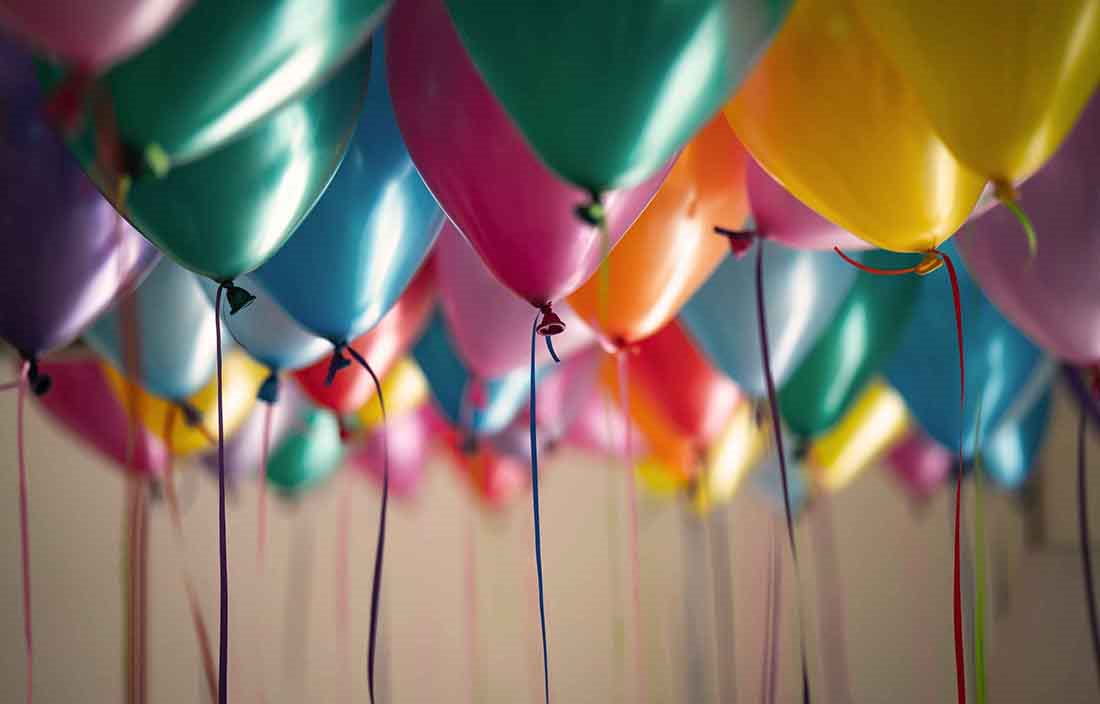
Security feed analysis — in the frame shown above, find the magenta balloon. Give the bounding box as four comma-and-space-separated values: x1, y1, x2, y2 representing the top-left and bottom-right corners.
747, 159, 871, 251
0, 0, 189, 71
436, 223, 595, 378
532, 346, 600, 438
350, 406, 441, 498
957, 94, 1100, 365
565, 383, 648, 461
36, 356, 167, 476
386, 0, 668, 307
886, 429, 952, 499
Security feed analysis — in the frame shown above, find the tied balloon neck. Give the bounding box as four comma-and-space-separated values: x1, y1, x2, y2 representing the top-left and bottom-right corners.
179, 401, 203, 427
223, 281, 256, 315
574, 190, 606, 227
24, 357, 51, 397
257, 372, 280, 404
993, 179, 1038, 258
792, 437, 810, 463
714, 225, 758, 259
1088, 365, 1100, 398
536, 304, 566, 337
325, 344, 353, 386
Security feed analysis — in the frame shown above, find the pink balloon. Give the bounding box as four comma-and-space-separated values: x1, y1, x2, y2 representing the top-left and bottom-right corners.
437, 223, 595, 378
0, 0, 190, 71
564, 363, 649, 462
747, 159, 871, 251
886, 429, 952, 499
350, 406, 443, 499
36, 356, 167, 476
386, 0, 668, 308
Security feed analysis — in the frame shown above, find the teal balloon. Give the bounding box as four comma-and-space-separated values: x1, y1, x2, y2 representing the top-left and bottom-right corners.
981, 390, 1051, 490
443, 0, 792, 190
115, 44, 369, 283
885, 241, 1044, 457
53, 0, 388, 171
84, 259, 220, 400
266, 406, 344, 495
252, 35, 442, 343
680, 241, 856, 398
412, 312, 545, 435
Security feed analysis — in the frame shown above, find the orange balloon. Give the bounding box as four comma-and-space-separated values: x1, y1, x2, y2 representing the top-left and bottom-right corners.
568, 116, 749, 347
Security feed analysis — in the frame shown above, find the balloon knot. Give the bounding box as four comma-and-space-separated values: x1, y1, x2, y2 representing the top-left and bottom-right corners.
223, 281, 256, 314
992, 179, 1020, 203
536, 304, 566, 337
257, 372, 279, 404
993, 180, 1038, 259
714, 226, 757, 259
792, 437, 810, 462
915, 252, 944, 276
25, 357, 50, 396
574, 190, 606, 226
325, 344, 352, 386
1088, 365, 1100, 398
179, 402, 203, 427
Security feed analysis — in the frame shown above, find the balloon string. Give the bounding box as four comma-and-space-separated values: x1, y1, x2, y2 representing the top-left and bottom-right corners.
15, 360, 32, 704
708, 506, 738, 704
343, 345, 388, 704
602, 395, 625, 704
754, 243, 811, 704
258, 402, 274, 570
529, 311, 551, 704
139, 479, 151, 704
214, 285, 230, 704
973, 447, 987, 704
810, 498, 852, 704
125, 479, 136, 704
336, 477, 353, 700
1078, 401, 1100, 692
617, 351, 645, 703
1064, 366, 1100, 430
465, 510, 479, 704
832, 247, 920, 275
769, 524, 783, 704
992, 182, 1038, 259
759, 521, 776, 704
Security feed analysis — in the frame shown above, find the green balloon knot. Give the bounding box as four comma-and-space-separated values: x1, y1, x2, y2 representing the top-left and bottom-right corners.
574, 190, 606, 226
224, 281, 256, 315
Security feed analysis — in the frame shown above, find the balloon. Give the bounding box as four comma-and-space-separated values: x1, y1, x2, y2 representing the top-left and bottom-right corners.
778, 250, 922, 437
694, 402, 768, 511
885, 242, 1044, 456
956, 94, 1100, 365
752, 440, 810, 517
102, 350, 266, 456
386, 0, 667, 308
567, 117, 748, 346
266, 407, 344, 496
351, 405, 439, 498
725, 0, 985, 253
807, 380, 910, 493
356, 358, 429, 432
564, 381, 647, 461
635, 458, 690, 500
745, 159, 870, 251
36, 355, 167, 476
981, 390, 1051, 490
530, 347, 601, 443
252, 36, 443, 344
0, 39, 158, 358
85, 259, 219, 401
48, 0, 387, 171
442, 0, 792, 191
294, 260, 435, 414
887, 429, 953, 499
680, 241, 856, 396
436, 223, 594, 378
853, 0, 1100, 185
443, 436, 527, 510
99, 43, 370, 283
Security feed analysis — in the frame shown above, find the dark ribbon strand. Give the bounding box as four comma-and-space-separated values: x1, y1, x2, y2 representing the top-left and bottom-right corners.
1079, 400, 1100, 692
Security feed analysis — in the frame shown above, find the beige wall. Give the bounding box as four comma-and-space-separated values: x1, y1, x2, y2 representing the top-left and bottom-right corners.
0, 385, 1097, 703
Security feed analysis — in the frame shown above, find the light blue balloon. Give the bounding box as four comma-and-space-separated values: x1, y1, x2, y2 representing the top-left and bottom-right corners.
412, 311, 547, 435
981, 390, 1051, 490
886, 241, 1044, 457
85, 258, 221, 400
252, 34, 443, 344
680, 241, 856, 397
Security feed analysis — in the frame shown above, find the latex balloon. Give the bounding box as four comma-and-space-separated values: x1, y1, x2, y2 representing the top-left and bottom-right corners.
887, 429, 953, 499
98, 43, 370, 283
725, 0, 985, 252
36, 355, 167, 476
635, 458, 690, 500
252, 36, 442, 344
387, 0, 667, 308
746, 159, 871, 251
567, 117, 747, 346
680, 241, 856, 396
530, 346, 601, 443
444, 438, 527, 510
564, 384, 647, 462
854, 0, 1100, 185
102, 349, 266, 456
85, 259, 219, 401
885, 241, 1044, 456
807, 380, 909, 493
436, 223, 594, 378
351, 405, 440, 498
443, 0, 792, 191
752, 439, 810, 517
778, 250, 922, 437
981, 390, 1051, 490
694, 402, 768, 512
956, 94, 1100, 365
356, 358, 429, 432
266, 407, 344, 496
48, 0, 387, 171
294, 260, 435, 414
0, 0, 187, 71
0, 39, 158, 358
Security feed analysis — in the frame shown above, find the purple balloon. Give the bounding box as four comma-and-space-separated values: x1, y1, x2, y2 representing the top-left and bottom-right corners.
957, 93, 1100, 364
0, 39, 157, 358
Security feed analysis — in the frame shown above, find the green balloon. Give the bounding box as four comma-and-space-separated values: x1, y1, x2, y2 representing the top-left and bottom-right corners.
267, 407, 344, 495
114, 45, 369, 282
443, 0, 792, 191
67, 0, 386, 171
778, 250, 922, 438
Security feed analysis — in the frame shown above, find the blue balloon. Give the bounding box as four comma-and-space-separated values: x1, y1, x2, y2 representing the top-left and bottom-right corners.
85, 258, 221, 400
680, 241, 856, 397
885, 241, 1044, 457
981, 390, 1051, 490
252, 34, 443, 344
413, 311, 547, 435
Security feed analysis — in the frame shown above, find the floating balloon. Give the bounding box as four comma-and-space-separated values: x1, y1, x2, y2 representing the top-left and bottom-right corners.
680, 242, 856, 396
356, 358, 430, 433
567, 117, 747, 347
266, 407, 344, 497
0, 39, 157, 361
443, 437, 527, 510
694, 402, 768, 512
887, 429, 953, 499
85, 259, 219, 401
981, 390, 1051, 490
854, 0, 1100, 186
442, 0, 792, 191
387, 0, 667, 309
564, 378, 647, 462
529, 347, 601, 443
253, 36, 442, 345
351, 405, 440, 498
635, 458, 690, 500
726, 0, 985, 252
956, 94, 1100, 365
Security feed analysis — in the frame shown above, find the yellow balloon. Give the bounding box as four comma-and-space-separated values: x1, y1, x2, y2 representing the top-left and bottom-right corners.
854, 0, 1100, 185
356, 358, 428, 431
635, 457, 689, 499
102, 350, 266, 456
807, 380, 909, 493
725, 0, 985, 253
693, 402, 768, 513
